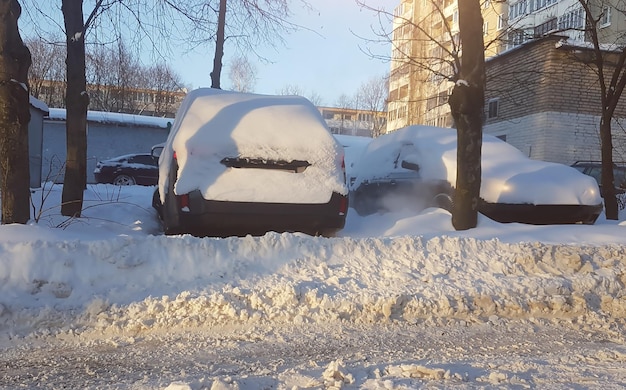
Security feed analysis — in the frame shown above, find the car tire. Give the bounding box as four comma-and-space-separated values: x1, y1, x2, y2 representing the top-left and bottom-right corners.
113, 174, 136, 186
434, 193, 453, 212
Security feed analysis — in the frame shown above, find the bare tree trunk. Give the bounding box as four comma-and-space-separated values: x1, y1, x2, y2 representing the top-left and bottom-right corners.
600, 115, 618, 219
210, 0, 226, 89
0, 0, 31, 224
61, 0, 89, 217
448, 0, 485, 231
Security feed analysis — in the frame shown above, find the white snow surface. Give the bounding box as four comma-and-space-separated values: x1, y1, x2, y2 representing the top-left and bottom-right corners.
158, 88, 347, 204
1, 183, 626, 388
352, 125, 602, 205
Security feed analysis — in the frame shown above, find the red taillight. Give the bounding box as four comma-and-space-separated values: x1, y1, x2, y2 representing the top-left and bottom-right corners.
177, 193, 189, 210
339, 196, 348, 215
173, 151, 177, 160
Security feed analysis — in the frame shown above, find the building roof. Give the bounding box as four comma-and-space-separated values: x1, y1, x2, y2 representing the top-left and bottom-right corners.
46, 108, 173, 129
29, 95, 49, 113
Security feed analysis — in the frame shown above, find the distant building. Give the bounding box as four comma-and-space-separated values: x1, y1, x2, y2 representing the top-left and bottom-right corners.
318, 106, 387, 138
31, 79, 186, 118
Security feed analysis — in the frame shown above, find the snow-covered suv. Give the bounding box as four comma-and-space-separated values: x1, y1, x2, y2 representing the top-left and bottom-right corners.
152, 89, 349, 237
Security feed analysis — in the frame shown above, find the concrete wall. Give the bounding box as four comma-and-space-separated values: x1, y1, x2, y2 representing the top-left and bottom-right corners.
42, 120, 169, 184
29, 106, 45, 188
484, 111, 626, 164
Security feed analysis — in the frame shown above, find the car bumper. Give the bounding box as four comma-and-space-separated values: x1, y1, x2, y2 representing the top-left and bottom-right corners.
93, 172, 110, 184
478, 201, 603, 225
161, 191, 348, 237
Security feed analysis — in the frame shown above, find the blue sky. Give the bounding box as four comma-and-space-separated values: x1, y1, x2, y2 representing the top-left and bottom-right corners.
170, 1, 393, 106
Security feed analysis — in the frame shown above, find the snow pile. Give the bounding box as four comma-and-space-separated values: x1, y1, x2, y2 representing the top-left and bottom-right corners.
1, 184, 626, 388
1, 186, 625, 338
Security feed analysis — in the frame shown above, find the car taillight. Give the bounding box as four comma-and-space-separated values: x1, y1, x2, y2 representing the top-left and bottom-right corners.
177, 193, 189, 211
339, 196, 348, 215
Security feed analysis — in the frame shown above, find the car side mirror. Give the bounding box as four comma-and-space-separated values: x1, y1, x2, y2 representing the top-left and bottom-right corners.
401, 160, 420, 172
151, 146, 163, 158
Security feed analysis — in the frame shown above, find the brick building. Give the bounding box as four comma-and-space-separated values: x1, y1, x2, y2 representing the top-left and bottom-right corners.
483, 35, 626, 164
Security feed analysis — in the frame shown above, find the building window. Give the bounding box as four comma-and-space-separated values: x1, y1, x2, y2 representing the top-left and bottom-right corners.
487, 98, 500, 119
497, 14, 506, 30
533, 17, 557, 37
558, 8, 585, 30
509, 0, 528, 21
483, 21, 489, 35
600, 6, 611, 27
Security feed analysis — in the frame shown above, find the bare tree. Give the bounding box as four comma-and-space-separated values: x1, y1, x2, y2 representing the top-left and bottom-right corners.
276, 84, 323, 105
277, 84, 304, 96
356, 74, 388, 137
0, 0, 31, 224
575, 0, 626, 220
335, 93, 355, 134
447, 0, 485, 230
59, 0, 92, 217
307, 90, 323, 106
228, 55, 257, 92
211, 0, 227, 89
180, 0, 305, 88
25, 36, 65, 107
143, 63, 184, 116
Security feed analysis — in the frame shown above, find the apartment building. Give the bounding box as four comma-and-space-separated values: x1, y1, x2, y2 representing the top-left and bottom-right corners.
387, 0, 508, 132
387, 0, 625, 133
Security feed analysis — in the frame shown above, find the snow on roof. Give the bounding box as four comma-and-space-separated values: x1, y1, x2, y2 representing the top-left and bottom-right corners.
159, 88, 347, 204
555, 37, 624, 53
47, 108, 173, 129
29, 95, 49, 113
353, 125, 602, 206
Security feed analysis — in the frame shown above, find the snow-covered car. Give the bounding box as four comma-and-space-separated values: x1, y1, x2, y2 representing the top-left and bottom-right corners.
570, 160, 626, 196
350, 125, 603, 225
153, 88, 349, 237
333, 134, 372, 187
93, 153, 159, 186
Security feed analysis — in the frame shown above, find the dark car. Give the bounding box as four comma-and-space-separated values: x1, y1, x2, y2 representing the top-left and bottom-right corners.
570, 160, 626, 195
94, 153, 159, 186
350, 126, 603, 225
153, 89, 349, 237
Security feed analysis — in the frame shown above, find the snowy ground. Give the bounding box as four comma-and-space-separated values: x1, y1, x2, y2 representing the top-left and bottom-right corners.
1, 184, 626, 389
